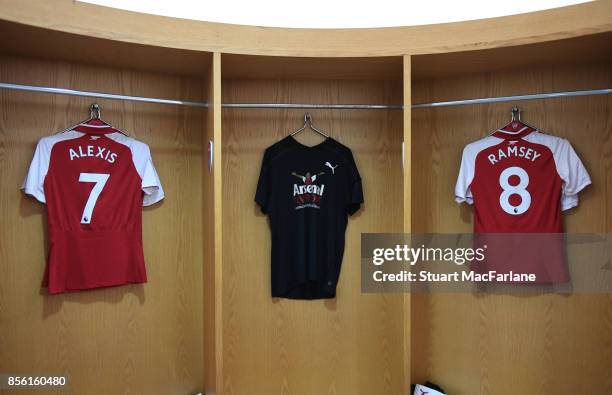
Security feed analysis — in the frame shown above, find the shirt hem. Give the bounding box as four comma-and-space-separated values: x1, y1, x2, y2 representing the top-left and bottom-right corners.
46, 279, 147, 295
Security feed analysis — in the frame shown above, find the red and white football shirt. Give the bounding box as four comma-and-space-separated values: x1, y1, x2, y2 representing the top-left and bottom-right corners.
455, 129, 591, 282
22, 125, 164, 294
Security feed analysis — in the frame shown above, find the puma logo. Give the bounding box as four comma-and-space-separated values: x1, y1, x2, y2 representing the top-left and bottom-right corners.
325, 161, 338, 174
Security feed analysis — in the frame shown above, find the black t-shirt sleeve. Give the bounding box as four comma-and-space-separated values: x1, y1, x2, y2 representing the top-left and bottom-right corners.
346, 150, 363, 215
255, 149, 271, 214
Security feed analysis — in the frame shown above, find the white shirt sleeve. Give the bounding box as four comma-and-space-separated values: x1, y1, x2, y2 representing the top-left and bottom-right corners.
21, 138, 52, 203
554, 139, 591, 211
455, 145, 476, 205
131, 142, 164, 206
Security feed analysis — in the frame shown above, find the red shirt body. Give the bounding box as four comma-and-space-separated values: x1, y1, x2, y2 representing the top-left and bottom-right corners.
455, 129, 590, 282
22, 126, 164, 294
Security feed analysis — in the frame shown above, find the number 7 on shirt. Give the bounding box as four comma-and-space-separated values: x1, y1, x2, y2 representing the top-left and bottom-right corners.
78, 172, 110, 224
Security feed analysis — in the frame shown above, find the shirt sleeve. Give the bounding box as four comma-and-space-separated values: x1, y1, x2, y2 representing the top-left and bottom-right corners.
132, 142, 164, 206
555, 139, 591, 211
255, 148, 272, 214
455, 145, 475, 205
21, 138, 52, 204
346, 150, 364, 215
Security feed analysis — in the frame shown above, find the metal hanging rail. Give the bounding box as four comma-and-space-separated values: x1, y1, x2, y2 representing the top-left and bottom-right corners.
222, 88, 611, 108
0, 82, 209, 108
221, 103, 403, 110
0, 82, 610, 109
412, 88, 612, 108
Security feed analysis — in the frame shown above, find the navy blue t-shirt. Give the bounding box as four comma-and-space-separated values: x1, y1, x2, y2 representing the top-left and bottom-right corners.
255, 136, 363, 299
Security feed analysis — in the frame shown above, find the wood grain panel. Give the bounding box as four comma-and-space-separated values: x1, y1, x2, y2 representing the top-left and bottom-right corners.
203, 52, 223, 394
0, 55, 206, 394
0, 0, 611, 57
402, 54, 412, 395
411, 60, 612, 394
222, 55, 403, 80
0, 20, 212, 77
411, 32, 612, 81
221, 75, 405, 395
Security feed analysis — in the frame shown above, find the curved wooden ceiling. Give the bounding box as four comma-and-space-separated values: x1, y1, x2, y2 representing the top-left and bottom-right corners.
0, 0, 611, 57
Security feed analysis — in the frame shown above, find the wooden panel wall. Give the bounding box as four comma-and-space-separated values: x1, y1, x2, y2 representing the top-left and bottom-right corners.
402, 54, 412, 395
221, 77, 405, 395
411, 61, 612, 394
0, 56, 206, 394
203, 52, 223, 394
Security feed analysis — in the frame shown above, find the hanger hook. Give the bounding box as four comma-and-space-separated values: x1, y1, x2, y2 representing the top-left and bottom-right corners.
90, 103, 101, 119
304, 112, 313, 125
511, 106, 521, 122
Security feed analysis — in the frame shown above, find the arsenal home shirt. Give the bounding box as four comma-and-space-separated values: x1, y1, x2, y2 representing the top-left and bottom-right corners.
455, 129, 591, 282
22, 126, 164, 294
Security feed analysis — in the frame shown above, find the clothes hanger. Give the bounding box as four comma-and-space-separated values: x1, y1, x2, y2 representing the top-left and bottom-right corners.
290, 113, 329, 138
57, 103, 129, 136
488, 106, 538, 137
